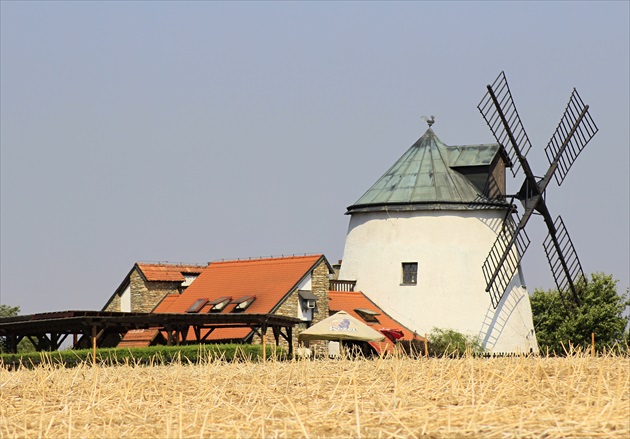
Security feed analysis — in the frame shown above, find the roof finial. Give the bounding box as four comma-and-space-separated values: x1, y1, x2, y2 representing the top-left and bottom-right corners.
421, 115, 435, 127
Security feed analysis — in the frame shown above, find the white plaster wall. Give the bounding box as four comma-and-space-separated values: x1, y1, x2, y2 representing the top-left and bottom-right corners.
120, 284, 131, 312
338, 209, 538, 354
297, 276, 312, 291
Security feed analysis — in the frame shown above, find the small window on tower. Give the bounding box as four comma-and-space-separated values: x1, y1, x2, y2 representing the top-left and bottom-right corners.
402, 262, 418, 285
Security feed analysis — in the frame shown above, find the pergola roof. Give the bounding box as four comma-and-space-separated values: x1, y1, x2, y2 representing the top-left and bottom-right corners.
0, 311, 301, 336
0, 310, 302, 355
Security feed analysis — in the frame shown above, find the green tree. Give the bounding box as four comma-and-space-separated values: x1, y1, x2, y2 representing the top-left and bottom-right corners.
0, 304, 36, 353
531, 273, 630, 354
0, 304, 20, 318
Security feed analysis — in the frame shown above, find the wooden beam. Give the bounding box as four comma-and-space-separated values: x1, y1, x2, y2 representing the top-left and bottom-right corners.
7, 334, 18, 354
165, 326, 173, 346
272, 326, 281, 345
199, 327, 215, 342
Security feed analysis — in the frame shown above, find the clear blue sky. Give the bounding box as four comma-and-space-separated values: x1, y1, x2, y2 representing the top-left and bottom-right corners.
1, 1, 628, 314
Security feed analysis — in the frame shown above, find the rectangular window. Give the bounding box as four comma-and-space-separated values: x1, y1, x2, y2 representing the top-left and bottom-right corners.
208, 296, 231, 313
186, 298, 208, 313
231, 295, 256, 313
354, 308, 380, 324
402, 262, 418, 285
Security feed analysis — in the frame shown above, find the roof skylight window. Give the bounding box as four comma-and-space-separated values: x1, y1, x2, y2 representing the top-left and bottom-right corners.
231, 295, 256, 313
208, 296, 232, 313
186, 298, 208, 313
355, 308, 380, 323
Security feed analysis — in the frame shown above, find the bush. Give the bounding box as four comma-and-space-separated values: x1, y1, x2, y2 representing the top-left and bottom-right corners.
427, 328, 484, 357
0, 343, 287, 369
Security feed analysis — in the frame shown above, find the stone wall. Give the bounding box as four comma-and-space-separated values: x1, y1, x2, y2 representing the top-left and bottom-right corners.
310, 258, 331, 320
302, 259, 332, 355
103, 267, 185, 313
129, 269, 181, 313
103, 293, 121, 312
254, 258, 331, 352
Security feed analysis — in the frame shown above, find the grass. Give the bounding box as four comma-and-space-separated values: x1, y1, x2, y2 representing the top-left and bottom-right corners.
0, 351, 628, 438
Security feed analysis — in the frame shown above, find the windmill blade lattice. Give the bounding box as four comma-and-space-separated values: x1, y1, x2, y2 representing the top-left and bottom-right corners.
478, 71, 533, 176
543, 216, 586, 306
545, 89, 599, 186
482, 214, 531, 308
478, 72, 597, 311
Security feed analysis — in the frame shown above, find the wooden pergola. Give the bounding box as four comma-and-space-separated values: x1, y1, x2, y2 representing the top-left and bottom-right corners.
0, 311, 301, 356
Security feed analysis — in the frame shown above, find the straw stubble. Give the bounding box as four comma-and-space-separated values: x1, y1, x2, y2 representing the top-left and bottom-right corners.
1, 353, 628, 438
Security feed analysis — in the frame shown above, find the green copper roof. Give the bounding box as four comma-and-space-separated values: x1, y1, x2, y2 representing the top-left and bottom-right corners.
348, 128, 506, 212
448, 143, 502, 167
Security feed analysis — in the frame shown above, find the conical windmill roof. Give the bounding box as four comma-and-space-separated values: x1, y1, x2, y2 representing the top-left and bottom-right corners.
347, 128, 505, 213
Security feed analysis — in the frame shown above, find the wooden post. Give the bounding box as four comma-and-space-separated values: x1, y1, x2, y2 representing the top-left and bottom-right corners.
166, 326, 172, 346
591, 332, 595, 357
8, 334, 18, 354
287, 326, 293, 359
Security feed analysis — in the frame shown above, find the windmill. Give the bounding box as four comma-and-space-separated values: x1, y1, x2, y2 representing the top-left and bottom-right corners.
478, 71, 598, 311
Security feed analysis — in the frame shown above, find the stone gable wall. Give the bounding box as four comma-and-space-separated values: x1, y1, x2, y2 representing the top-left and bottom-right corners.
252, 258, 331, 352
129, 269, 181, 313
104, 268, 184, 313
310, 259, 330, 320
103, 292, 121, 312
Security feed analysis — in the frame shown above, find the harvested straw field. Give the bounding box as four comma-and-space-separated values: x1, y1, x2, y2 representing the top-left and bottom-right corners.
1, 353, 629, 438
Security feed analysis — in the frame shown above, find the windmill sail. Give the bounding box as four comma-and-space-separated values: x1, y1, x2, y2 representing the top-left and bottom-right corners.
479, 72, 597, 311
482, 214, 531, 308
478, 71, 532, 176
544, 89, 598, 186
543, 216, 586, 306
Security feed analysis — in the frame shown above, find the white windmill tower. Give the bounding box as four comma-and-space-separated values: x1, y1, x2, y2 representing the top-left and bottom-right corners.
337, 73, 597, 353
337, 116, 535, 353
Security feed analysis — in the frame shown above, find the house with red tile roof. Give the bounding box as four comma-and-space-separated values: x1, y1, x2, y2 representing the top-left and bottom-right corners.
118, 254, 332, 348
102, 262, 207, 313
111, 255, 419, 355
328, 290, 420, 355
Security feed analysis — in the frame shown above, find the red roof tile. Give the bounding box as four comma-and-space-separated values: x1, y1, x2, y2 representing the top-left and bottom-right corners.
118, 329, 161, 348
156, 255, 325, 341
137, 263, 206, 282
328, 291, 414, 339
153, 293, 179, 312
328, 290, 419, 354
